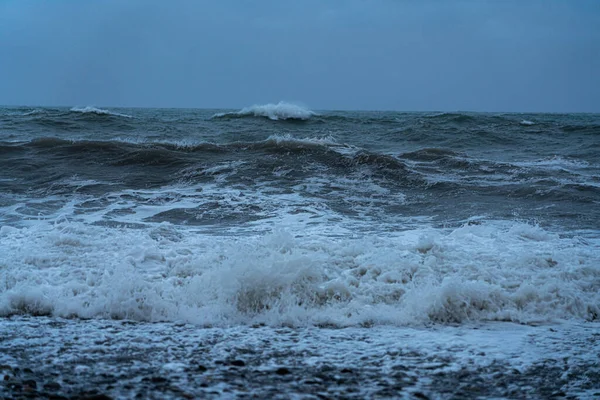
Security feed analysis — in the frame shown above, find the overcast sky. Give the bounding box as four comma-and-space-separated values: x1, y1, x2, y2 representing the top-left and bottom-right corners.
1, 0, 599, 112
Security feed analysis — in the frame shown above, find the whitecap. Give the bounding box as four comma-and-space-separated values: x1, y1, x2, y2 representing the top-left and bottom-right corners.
70, 106, 132, 118
215, 102, 316, 121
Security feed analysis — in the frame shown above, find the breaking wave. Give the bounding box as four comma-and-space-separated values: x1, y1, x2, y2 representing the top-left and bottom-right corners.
261, 134, 345, 150
70, 106, 132, 118
213, 102, 316, 121
520, 120, 535, 126
0, 221, 598, 326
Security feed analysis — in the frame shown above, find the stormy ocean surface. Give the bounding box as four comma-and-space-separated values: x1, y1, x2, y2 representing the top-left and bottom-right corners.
0, 103, 599, 399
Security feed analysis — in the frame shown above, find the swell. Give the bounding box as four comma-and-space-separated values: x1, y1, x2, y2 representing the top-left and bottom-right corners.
212, 112, 411, 125
400, 148, 462, 161
25, 137, 224, 153
424, 112, 478, 123
4, 137, 598, 188
561, 124, 600, 134
211, 110, 505, 125
1, 137, 419, 194
210, 111, 599, 131
16, 136, 338, 155
0, 107, 135, 134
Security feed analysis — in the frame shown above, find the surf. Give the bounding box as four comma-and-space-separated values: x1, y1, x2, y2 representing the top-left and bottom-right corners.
213, 102, 316, 121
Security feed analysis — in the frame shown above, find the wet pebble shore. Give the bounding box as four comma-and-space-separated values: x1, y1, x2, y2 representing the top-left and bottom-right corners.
1, 317, 599, 399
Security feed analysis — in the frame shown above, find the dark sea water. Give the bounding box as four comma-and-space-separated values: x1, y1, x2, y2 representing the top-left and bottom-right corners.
1, 103, 599, 399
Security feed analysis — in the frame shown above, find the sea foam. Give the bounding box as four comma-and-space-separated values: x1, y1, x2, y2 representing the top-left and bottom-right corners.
1, 219, 598, 327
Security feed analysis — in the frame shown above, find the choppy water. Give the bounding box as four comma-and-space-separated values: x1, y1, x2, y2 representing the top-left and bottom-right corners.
1, 103, 599, 398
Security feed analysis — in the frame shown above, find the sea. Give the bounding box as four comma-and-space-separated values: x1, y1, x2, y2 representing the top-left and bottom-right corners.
0, 102, 599, 399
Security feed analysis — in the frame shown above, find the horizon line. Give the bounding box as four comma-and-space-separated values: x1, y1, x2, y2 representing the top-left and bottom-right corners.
1, 103, 599, 115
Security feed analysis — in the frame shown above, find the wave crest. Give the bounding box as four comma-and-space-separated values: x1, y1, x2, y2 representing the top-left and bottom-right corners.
70, 106, 132, 118
214, 102, 316, 121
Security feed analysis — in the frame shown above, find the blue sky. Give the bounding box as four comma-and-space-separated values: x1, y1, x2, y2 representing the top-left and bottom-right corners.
1, 0, 599, 111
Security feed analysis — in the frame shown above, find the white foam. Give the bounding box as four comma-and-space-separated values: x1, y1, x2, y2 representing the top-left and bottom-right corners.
0, 155, 411, 234
1, 219, 598, 327
195, 161, 248, 181
511, 156, 590, 170
217, 102, 316, 120
70, 106, 132, 118
261, 134, 361, 157
264, 133, 339, 147
411, 154, 597, 189
520, 120, 535, 126
21, 109, 44, 116
0, 317, 597, 398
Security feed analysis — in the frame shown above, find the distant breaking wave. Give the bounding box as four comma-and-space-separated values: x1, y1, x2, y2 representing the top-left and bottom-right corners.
20, 109, 44, 116
70, 106, 132, 118
213, 102, 316, 121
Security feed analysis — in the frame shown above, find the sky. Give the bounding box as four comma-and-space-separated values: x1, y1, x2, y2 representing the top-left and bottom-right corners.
0, 0, 599, 112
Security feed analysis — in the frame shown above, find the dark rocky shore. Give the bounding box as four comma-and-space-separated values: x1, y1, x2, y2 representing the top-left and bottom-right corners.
1, 317, 598, 399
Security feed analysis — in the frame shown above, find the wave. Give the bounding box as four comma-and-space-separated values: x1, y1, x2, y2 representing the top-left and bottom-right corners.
7, 135, 595, 173
0, 221, 598, 326
561, 124, 600, 133
17, 109, 46, 117
3, 136, 597, 204
262, 134, 345, 149
213, 102, 316, 121
421, 113, 567, 129
400, 148, 462, 161
17, 135, 346, 154
424, 112, 477, 123
510, 156, 590, 170
70, 106, 132, 118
